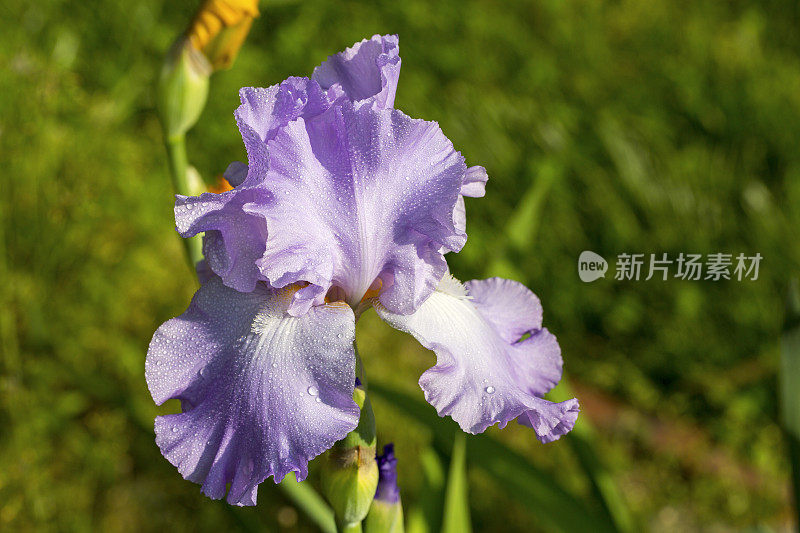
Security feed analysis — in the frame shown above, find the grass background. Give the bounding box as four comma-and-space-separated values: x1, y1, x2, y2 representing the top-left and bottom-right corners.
1, 0, 799, 530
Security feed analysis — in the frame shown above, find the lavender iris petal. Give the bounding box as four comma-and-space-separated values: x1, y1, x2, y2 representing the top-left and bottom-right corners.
145, 276, 359, 505
174, 34, 470, 315
375, 274, 579, 443
312, 34, 401, 109
174, 187, 271, 293
246, 102, 467, 315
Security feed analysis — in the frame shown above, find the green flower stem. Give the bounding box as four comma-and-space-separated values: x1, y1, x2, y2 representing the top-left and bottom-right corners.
165, 134, 189, 196
165, 134, 203, 270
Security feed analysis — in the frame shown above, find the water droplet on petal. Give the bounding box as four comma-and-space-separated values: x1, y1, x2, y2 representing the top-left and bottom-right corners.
485, 386, 495, 394
307, 386, 319, 396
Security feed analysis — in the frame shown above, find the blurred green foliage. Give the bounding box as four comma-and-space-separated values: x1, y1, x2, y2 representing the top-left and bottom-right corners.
1, 0, 798, 530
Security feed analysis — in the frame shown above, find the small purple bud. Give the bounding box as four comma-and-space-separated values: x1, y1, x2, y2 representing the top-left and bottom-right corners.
374, 443, 400, 503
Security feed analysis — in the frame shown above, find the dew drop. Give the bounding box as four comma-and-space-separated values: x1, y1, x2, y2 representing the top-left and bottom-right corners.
307, 386, 319, 396
485, 386, 495, 394
172, 427, 178, 433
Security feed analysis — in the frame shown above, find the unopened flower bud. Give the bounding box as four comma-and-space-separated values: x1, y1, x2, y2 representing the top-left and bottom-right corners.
158, 1, 258, 141
320, 380, 378, 529
156, 38, 210, 141
365, 443, 404, 533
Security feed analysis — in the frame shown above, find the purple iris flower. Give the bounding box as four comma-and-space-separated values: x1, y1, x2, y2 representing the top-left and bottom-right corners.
146, 34, 579, 506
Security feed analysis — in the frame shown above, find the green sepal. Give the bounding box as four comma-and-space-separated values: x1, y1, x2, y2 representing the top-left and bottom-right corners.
365, 498, 404, 533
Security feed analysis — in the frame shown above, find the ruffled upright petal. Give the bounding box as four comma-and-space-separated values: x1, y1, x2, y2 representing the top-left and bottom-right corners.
185, 76, 351, 286
312, 34, 401, 109
175, 188, 272, 293
145, 277, 359, 505
175, 79, 330, 291
248, 103, 466, 315
234, 77, 332, 179
375, 274, 578, 442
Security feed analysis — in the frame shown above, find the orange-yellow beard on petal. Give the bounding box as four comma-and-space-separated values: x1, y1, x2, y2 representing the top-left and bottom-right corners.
322, 279, 383, 307
360, 278, 383, 302
271, 281, 309, 309
274, 282, 351, 311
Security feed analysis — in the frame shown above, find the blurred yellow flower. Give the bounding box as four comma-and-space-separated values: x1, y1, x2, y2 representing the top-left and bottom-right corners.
186, 0, 260, 70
